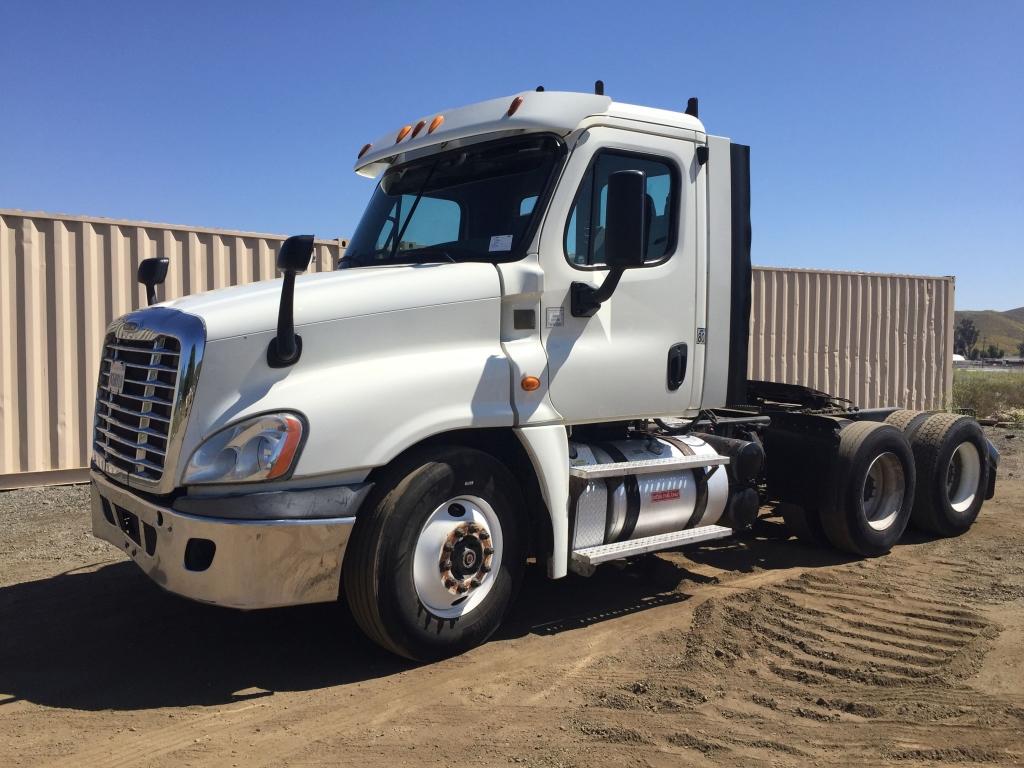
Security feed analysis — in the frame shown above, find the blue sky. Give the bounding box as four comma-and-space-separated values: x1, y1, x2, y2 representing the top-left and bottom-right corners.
2, 1, 1021, 310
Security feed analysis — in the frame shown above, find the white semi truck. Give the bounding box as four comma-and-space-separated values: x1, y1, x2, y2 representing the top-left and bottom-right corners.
90, 87, 999, 660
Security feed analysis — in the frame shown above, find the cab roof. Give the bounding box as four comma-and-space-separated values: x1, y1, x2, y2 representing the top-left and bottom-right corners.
353, 90, 706, 177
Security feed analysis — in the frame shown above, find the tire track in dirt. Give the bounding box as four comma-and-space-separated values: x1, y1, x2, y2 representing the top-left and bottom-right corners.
573, 547, 1024, 766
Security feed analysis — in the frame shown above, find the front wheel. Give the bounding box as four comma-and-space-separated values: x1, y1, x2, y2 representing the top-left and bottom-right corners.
343, 446, 524, 661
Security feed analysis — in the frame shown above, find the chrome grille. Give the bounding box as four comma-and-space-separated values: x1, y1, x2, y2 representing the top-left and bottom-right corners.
93, 332, 181, 482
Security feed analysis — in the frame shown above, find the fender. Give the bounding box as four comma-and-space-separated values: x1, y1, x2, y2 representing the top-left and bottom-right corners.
514, 424, 570, 578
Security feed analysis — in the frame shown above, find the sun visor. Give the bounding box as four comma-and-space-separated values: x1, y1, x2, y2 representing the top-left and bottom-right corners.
353, 91, 612, 177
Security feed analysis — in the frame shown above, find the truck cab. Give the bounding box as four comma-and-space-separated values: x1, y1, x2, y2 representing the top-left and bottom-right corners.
90, 89, 995, 660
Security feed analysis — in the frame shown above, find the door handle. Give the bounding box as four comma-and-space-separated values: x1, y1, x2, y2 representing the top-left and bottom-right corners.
667, 343, 688, 391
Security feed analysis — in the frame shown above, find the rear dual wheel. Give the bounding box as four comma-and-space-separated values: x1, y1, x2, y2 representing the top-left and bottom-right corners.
884, 408, 932, 438
908, 413, 989, 537
819, 422, 916, 557
784, 412, 991, 554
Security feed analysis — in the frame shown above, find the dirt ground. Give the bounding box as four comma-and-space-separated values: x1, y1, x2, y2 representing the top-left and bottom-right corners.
1, 429, 1022, 767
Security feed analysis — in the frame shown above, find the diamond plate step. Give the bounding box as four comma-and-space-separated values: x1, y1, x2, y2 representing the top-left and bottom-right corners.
571, 525, 733, 566
568, 454, 728, 480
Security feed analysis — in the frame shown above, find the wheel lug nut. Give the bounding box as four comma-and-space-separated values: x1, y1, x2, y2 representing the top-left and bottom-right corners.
444, 577, 457, 588
479, 531, 490, 540
442, 543, 453, 552
484, 547, 495, 556
470, 578, 481, 588
440, 560, 451, 572
456, 583, 468, 594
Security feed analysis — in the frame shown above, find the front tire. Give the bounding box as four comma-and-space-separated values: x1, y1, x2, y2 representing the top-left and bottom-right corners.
343, 446, 524, 661
820, 422, 916, 557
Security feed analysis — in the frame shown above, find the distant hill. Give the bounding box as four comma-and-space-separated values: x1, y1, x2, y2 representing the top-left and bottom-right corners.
1004, 306, 1024, 325
955, 307, 1024, 356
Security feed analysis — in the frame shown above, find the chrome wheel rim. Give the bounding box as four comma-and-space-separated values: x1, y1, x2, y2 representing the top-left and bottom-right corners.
861, 452, 906, 531
412, 495, 502, 619
946, 442, 981, 513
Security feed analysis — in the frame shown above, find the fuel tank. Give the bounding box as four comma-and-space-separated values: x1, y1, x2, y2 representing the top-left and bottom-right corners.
569, 435, 729, 549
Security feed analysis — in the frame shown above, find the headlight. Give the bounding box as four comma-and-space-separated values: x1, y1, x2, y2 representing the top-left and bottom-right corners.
183, 413, 305, 484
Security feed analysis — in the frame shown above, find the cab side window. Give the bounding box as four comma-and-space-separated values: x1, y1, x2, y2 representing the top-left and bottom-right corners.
564, 152, 677, 267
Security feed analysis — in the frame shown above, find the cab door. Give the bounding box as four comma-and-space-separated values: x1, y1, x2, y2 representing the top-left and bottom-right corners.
538, 127, 699, 422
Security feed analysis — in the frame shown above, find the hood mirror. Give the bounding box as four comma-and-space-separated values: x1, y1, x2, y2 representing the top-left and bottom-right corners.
267, 235, 315, 368
137, 257, 169, 306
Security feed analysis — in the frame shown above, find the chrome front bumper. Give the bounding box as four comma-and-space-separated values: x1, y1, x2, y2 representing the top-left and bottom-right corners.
90, 471, 356, 609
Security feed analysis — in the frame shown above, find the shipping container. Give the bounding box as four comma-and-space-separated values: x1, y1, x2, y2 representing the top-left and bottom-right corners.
749, 266, 954, 413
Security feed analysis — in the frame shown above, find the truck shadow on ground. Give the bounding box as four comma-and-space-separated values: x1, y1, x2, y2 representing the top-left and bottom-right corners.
0, 518, 855, 713
501, 516, 857, 638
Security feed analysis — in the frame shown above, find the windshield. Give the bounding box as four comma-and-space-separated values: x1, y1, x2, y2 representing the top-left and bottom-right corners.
341, 134, 564, 267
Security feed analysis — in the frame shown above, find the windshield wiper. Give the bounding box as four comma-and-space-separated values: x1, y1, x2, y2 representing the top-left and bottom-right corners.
389, 161, 440, 260
398, 249, 455, 264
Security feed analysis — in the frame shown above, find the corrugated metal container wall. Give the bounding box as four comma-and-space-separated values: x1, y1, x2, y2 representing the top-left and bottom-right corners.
0, 210, 346, 489
0, 211, 954, 489
748, 266, 954, 411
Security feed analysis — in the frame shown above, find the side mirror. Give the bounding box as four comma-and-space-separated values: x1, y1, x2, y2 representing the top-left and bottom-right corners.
268, 235, 316, 368
603, 170, 647, 268
570, 170, 647, 317
137, 257, 169, 306
277, 234, 315, 273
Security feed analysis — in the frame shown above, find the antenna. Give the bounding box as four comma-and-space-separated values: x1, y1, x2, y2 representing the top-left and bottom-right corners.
536, 85, 545, 92
594, 80, 604, 95
685, 97, 699, 118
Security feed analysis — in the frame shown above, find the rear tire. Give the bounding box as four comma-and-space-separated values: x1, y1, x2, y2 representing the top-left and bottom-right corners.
343, 446, 525, 661
820, 422, 916, 557
884, 409, 931, 438
908, 413, 989, 537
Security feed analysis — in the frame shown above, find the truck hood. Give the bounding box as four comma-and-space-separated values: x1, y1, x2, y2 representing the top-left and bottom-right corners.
161, 262, 501, 341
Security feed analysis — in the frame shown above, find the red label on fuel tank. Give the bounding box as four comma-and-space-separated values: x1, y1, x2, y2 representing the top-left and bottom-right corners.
651, 489, 681, 503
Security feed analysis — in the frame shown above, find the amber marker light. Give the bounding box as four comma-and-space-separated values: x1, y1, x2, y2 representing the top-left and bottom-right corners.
521, 375, 541, 392
428, 115, 444, 133
410, 119, 427, 138
357, 143, 372, 159
395, 125, 412, 143
265, 415, 305, 480
507, 96, 524, 116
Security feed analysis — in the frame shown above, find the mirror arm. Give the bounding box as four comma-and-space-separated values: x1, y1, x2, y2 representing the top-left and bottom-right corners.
570, 267, 624, 318
266, 234, 315, 369
267, 269, 302, 368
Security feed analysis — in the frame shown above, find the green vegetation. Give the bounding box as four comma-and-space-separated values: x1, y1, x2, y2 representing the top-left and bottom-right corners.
952, 369, 1024, 423
955, 307, 1024, 357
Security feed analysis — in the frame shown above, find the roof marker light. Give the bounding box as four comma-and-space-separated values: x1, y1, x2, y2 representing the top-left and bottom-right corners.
428, 115, 444, 133
357, 143, 372, 159
410, 119, 427, 138
395, 125, 412, 143
507, 96, 524, 116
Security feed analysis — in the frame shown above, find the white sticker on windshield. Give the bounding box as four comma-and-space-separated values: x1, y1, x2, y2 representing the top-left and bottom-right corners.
488, 234, 513, 252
